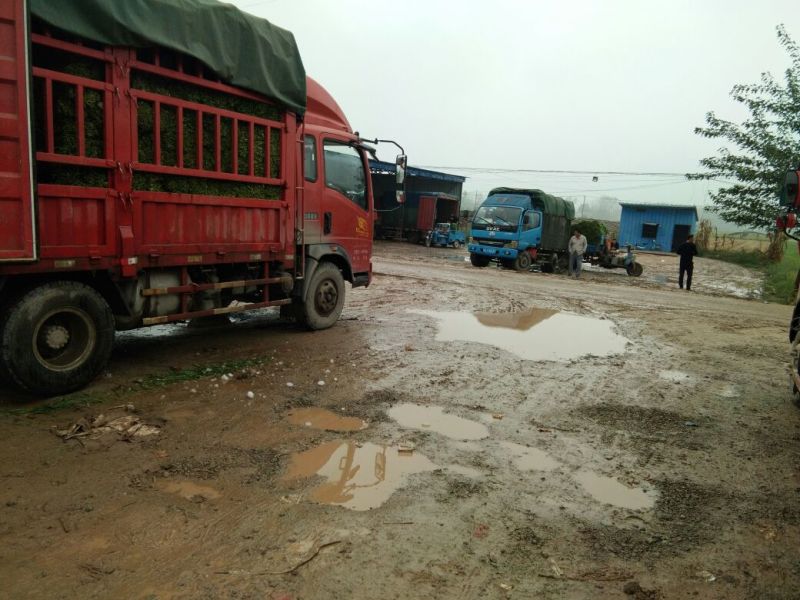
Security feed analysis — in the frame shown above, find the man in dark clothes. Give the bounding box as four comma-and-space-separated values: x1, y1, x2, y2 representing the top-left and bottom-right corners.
676, 234, 699, 290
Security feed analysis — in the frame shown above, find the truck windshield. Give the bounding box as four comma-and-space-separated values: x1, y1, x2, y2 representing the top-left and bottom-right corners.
472, 206, 522, 232
324, 141, 367, 209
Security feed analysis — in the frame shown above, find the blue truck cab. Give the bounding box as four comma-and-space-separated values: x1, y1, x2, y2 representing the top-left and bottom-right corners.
468, 188, 575, 272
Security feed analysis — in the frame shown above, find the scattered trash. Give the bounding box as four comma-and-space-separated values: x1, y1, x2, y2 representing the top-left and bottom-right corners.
492, 413, 504, 420
54, 413, 161, 441
246, 391, 255, 399
404, 344, 414, 351
317, 380, 325, 386
286, 382, 294, 387
473, 523, 490, 538
397, 444, 415, 454
499, 583, 513, 591
221, 374, 230, 383
697, 570, 716, 582
549, 558, 563, 577
684, 421, 698, 427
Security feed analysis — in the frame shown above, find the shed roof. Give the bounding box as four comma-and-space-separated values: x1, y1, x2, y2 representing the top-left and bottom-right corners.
369, 160, 466, 183
619, 203, 699, 220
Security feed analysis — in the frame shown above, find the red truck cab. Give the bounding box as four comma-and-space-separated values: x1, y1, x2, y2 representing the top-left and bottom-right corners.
0, 0, 375, 395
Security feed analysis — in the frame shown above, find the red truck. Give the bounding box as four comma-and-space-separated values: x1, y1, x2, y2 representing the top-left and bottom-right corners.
0, 0, 392, 395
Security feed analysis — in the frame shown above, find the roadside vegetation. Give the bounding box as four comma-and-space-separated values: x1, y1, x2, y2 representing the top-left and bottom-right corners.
701, 232, 799, 303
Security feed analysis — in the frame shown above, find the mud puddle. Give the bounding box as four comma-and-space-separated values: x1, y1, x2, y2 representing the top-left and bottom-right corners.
388, 403, 489, 440
659, 370, 692, 384
500, 441, 560, 471
159, 480, 222, 501
410, 307, 629, 361
283, 441, 437, 510
574, 472, 655, 510
286, 408, 367, 432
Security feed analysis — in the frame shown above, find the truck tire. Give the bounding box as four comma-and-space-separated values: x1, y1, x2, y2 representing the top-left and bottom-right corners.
0, 281, 115, 396
626, 262, 644, 277
452, 240, 462, 249
514, 252, 531, 271
298, 262, 345, 330
470, 253, 490, 268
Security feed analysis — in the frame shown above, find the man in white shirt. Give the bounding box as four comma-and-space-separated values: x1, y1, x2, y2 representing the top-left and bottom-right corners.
567, 229, 587, 278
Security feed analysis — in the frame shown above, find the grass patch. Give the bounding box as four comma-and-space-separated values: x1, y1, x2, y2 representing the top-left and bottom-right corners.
136, 357, 266, 389
3, 392, 109, 416
3, 356, 271, 415
764, 242, 800, 304
702, 248, 768, 270
703, 242, 800, 304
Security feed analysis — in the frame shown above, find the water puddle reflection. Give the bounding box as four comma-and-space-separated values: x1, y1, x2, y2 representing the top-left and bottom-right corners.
388, 403, 490, 440
283, 441, 437, 511
574, 471, 655, 510
160, 480, 221, 501
659, 370, 692, 384
500, 441, 560, 471
446, 465, 484, 478
286, 408, 367, 432
410, 307, 628, 361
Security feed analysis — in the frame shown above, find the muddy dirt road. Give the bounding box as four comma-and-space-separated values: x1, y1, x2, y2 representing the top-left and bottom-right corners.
1, 241, 798, 599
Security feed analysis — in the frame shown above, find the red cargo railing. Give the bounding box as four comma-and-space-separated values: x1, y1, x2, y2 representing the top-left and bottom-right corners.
32, 31, 114, 169
21, 23, 296, 270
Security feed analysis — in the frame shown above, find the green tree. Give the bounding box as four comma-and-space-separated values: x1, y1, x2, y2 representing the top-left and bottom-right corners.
689, 25, 800, 230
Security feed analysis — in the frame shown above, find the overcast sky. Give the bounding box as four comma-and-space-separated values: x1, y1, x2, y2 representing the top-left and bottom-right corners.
232, 0, 797, 216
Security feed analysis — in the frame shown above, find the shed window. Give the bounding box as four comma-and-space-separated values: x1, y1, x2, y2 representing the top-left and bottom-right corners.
641, 223, 659, 238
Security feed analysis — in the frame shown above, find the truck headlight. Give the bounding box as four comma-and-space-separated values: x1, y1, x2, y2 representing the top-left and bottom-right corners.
468, 236, 474, 244
509, 241, 518, 249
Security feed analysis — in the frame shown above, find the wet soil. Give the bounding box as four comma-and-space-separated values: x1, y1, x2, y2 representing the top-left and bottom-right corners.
0, 240, 798, 599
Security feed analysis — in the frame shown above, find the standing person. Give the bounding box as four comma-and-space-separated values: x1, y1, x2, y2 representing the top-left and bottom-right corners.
568, 229, 587, 278
676, 234, 699, 290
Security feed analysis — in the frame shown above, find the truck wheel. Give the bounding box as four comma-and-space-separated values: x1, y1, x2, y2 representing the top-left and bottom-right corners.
470, 253, 490, 268
452, 240, 462, 249
0, 282, 115, 396
514, 252, 531, 272
299, 262, 345, 330
627, 262, 644, 277
425, 235, 432, 247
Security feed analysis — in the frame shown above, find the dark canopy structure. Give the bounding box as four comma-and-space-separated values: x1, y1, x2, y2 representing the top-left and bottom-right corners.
31, 0, 307, 114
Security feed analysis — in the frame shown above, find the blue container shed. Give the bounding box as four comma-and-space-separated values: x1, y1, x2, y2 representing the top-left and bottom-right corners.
618, 203, 698, 252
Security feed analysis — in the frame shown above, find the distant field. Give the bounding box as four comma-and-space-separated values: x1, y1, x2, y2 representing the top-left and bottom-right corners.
708, 234, 769, 252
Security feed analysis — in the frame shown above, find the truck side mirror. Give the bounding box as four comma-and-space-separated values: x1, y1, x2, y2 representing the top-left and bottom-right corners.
785, 169, 800, 207
396, 154, 407, 186
523, 214, 530, 226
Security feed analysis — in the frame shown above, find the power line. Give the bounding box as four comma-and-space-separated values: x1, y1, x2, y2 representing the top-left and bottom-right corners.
418, 165, 691, 177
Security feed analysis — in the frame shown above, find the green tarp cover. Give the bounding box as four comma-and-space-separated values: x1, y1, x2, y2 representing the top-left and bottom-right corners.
489, 187, 575, 219
31, 0, 307, 114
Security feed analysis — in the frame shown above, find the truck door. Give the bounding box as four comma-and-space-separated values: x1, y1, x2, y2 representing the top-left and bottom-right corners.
0, 0, 37, 261
319, 137, 371, 273
520, 210, 542, 250
417, 196, 436, 231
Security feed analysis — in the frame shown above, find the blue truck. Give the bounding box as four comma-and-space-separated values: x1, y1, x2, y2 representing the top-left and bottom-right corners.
468, 188, 575, 272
